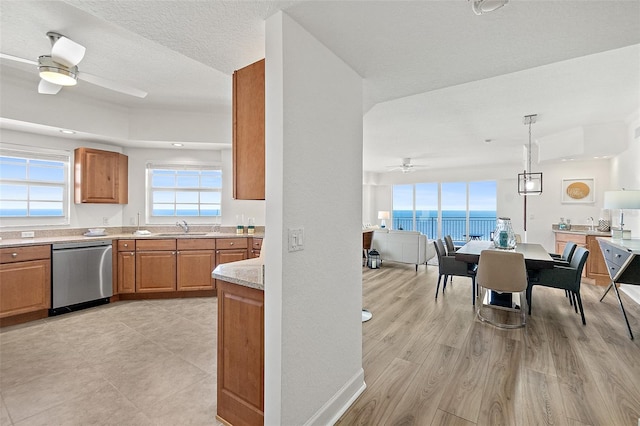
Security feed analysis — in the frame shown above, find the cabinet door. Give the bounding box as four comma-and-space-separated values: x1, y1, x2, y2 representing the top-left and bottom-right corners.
586, 236, 609, 284
216, 249, 248, 266
177, 250, 215, 291
118, 252, 136, 294
233, 59, 265, 200
136, 251, 176, 292
0, 260, 51, 318
75, 147, 128, 204
217, 280, 264, 426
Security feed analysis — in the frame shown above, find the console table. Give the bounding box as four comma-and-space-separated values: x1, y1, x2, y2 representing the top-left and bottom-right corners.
597, 237, 640, 339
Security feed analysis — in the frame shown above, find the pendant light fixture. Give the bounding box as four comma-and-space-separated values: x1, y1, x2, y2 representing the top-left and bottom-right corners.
518, 114, 542, 195
469, 0, 509, 15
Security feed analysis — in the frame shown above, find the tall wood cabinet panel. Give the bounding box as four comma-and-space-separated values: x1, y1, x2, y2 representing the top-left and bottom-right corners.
0, 245, 51, 318
217, 280, 264, 426
233, 58, 265, 200
74, 147, 128, 204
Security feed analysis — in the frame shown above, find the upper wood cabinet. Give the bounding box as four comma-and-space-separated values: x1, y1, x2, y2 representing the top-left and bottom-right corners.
233, 59, 265, 200
74, 147, 128, 204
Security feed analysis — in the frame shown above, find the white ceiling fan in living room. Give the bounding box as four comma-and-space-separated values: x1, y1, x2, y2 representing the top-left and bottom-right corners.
386, 158, 428, 174
0, 31, 147, 98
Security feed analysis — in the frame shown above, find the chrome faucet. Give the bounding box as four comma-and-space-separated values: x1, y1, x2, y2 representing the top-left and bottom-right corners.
176, 220, 189, 233
587, 217, 594, 231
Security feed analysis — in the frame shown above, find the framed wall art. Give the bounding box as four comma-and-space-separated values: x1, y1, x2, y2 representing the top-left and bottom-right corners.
562, 178, 595, 203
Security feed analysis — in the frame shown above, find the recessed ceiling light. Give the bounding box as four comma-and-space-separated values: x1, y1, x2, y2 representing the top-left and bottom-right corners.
172, 143, 184, 147
59, 129, 75, 134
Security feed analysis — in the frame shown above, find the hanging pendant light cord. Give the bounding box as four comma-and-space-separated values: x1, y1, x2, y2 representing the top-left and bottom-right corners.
527, 119, 532, 176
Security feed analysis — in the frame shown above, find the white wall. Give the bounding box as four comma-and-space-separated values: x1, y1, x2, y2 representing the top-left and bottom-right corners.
611, 113, 640, 303
265, 12, 364, 426
365, 160, 611, 252
124, 147, 264, 227
0, 128, 265, 230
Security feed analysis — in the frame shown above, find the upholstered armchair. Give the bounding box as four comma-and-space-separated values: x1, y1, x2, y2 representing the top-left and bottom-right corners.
434, 239, 477, 304
526, 247, 590, 324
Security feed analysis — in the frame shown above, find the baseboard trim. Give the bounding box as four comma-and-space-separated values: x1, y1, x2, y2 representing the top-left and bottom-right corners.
303, 368, 366, 426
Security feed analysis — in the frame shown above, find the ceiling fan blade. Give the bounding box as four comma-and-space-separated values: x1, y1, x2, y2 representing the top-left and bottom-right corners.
38, 79, 62, 95
51, 36, 86, 68
0, 53, 37, 66
79, 72, 147, 98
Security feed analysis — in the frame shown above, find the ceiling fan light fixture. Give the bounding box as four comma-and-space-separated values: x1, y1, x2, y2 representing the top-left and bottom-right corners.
470, 0, 509, 15
38, 56, 77, 86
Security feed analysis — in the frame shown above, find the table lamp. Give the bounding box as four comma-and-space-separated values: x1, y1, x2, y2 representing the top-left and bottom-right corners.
603, 190, 640, 239
378, 211, 390, 229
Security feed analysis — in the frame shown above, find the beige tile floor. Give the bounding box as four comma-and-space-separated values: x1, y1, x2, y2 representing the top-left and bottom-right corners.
0, 298, 223, 425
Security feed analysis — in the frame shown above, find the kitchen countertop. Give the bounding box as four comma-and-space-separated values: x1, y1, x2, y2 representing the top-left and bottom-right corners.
0, 231, 264, 249
212, 257, 264, 290
552, 229, 611, 236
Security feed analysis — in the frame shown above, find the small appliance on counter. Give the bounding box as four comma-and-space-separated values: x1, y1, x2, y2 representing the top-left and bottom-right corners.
84, 228, 106, 237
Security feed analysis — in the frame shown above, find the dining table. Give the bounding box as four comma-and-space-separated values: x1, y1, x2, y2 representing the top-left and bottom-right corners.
455, 240, 555, 270
455, 240, 555, 309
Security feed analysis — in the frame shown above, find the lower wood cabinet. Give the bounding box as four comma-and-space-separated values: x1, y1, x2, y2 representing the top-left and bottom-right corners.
116, 238, 219, 294
0, 245, 51, 318
217, 279, 264, 426
216, 238, 249, 266
555, 232, 609, 285
177, 239, 216, 291
117, 240, 136, 294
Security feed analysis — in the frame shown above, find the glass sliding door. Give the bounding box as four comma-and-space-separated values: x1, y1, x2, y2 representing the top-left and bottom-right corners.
415, 183, 438, 239
441, 182, 467, 243
468, 181, 497, 241
392, 184, 414, 230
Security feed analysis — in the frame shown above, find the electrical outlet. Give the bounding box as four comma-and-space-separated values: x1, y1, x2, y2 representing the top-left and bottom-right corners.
21, 231, 35, 238
102, 217, 109, 226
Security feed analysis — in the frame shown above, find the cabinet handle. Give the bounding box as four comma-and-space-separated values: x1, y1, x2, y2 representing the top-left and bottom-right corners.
130, 252, 134, 256
177, 251, 180, 255
11, 252, 18, 258
124, 243, 128, 248
230, 242, 234, 246
615, 254, 621, 258
216, 250, 220, 253
172, 251, 176, 255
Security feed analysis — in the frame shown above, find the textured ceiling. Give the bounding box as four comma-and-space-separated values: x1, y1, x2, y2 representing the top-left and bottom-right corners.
1, 0, 639, 172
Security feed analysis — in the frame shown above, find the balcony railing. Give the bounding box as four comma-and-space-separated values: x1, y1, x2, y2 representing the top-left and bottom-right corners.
393, 216, 496, 243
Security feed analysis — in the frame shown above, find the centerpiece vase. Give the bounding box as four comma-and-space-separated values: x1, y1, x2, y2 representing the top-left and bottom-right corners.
493, 217, 517, 249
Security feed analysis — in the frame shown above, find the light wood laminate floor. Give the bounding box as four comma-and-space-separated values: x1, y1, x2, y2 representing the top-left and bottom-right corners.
338, 261, 640, 426
1, 263, 639, 425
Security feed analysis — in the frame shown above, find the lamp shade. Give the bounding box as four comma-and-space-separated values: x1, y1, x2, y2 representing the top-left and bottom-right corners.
603, 190, 640, 209
378, 211, 390, 220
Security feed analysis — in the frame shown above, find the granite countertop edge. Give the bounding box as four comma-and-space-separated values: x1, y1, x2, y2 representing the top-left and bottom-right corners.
212, 257, 264, 291
552, 229, 611, 236
0, 232, 264, 248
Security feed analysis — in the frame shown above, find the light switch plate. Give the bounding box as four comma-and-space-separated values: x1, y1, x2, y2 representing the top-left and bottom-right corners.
288, 227, 304, 252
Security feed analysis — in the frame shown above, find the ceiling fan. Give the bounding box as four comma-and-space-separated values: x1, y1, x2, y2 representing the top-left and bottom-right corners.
0, 31, 147, 98
386, 158, 428, 174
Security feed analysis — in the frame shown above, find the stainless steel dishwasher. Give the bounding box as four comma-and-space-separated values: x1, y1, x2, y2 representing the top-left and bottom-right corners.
51, 240, 113, 315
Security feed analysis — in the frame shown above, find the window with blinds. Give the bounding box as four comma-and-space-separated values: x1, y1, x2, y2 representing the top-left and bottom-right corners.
147, 163, 222, 218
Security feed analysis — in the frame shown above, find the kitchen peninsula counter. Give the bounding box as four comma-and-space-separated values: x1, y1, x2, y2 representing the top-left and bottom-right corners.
213, 257, 265, 426
212, 257, 264, 290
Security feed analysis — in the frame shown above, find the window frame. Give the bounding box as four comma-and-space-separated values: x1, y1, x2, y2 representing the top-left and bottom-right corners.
0, 145, 71, 228
145, 162, 222, 225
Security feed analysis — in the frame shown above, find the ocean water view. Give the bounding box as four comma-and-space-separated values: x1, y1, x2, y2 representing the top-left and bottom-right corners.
392, 210, 497, 242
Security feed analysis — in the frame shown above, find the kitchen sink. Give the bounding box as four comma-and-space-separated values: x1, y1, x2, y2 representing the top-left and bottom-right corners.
155, 233, 209, 237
